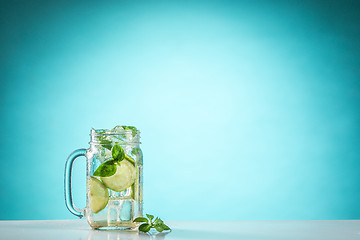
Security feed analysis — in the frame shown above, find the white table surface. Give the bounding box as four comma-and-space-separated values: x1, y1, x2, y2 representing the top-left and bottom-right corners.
1, 220, 359, 240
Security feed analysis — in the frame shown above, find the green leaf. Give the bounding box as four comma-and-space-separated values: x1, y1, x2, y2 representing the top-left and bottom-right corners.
131, 148, 141, 156
93, 160, 116, 177
154, 218, 163, 225
161, 223, 171, 231
154, 224, 164, 232
112, 144, 125, 162
97, 135, 112, 150
122, 126, 138, 137
146, 214, 154, 222
138, 223, 151, 232
100, 140, 112, 150
133, 217, 148, 223
137, 214, 171, 233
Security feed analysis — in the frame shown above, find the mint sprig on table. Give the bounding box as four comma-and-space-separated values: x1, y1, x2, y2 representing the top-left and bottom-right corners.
134, 214, 171, 233
93, 144, 125, 177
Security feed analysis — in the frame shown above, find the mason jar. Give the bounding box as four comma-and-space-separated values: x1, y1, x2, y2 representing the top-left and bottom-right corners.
65, 127, 143, 230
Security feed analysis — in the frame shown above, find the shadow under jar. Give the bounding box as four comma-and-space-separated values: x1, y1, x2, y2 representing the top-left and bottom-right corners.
65, 127, 143, 230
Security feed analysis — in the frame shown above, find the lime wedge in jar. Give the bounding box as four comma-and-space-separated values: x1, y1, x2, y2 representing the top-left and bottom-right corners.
101, 160, 135, 192
89, 177, 109, 213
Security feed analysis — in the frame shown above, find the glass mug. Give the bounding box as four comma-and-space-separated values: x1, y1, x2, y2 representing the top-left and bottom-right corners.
64, 127, 143, 230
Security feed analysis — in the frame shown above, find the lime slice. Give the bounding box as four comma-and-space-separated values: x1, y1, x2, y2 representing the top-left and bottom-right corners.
89, 177, 109, 213
101, 160, 135, 192
131, 166, 141, 201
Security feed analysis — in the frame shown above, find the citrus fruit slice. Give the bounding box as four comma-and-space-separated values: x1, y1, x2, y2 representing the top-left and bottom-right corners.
101, 160, 135, 192
89, 177, 109, 213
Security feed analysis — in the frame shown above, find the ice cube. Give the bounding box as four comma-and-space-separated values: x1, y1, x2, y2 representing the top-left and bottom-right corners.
112, 125, 124, 133
110, 189, 121, 199
99, 147, 112, 162
119, 200, 133, 221
119, 188, 131, 197
107, 200, 121, 224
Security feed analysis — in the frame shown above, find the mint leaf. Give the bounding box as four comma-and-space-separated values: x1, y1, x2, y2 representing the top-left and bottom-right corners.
131, 148, 141, 156
154, 218, 163, 225
154, 224, 164, 232
93, 160, 116, 177
100, 140, 112, 150
102, 141, 112, 150
146, 214, 154, 222
133, 217, 148, 223
139, 223, 151, 232
160, 223, 170, 231
134, 213, 171, 233
112, 144, 125, 162
122, 126, 138, 137
97, 134, 112, 150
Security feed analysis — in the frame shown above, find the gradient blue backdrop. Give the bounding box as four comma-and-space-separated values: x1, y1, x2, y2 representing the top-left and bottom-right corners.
1, 0, 359, 220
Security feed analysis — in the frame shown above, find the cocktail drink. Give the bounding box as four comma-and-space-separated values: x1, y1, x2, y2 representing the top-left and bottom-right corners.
65, 126, 143, 230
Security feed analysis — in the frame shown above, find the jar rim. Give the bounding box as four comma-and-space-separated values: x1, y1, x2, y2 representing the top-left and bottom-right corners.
89, 128, 141, 145
92, 129, 140, 136
93, 129, 140, 136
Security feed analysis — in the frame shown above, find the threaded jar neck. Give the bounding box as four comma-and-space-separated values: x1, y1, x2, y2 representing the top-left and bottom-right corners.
89, 127, 141, 146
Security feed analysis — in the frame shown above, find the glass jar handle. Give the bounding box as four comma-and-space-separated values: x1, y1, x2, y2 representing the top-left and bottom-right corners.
64, 149, 86, 218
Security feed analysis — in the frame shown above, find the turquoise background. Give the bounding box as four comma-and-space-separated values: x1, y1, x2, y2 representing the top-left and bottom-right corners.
1, 0, 359, 220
